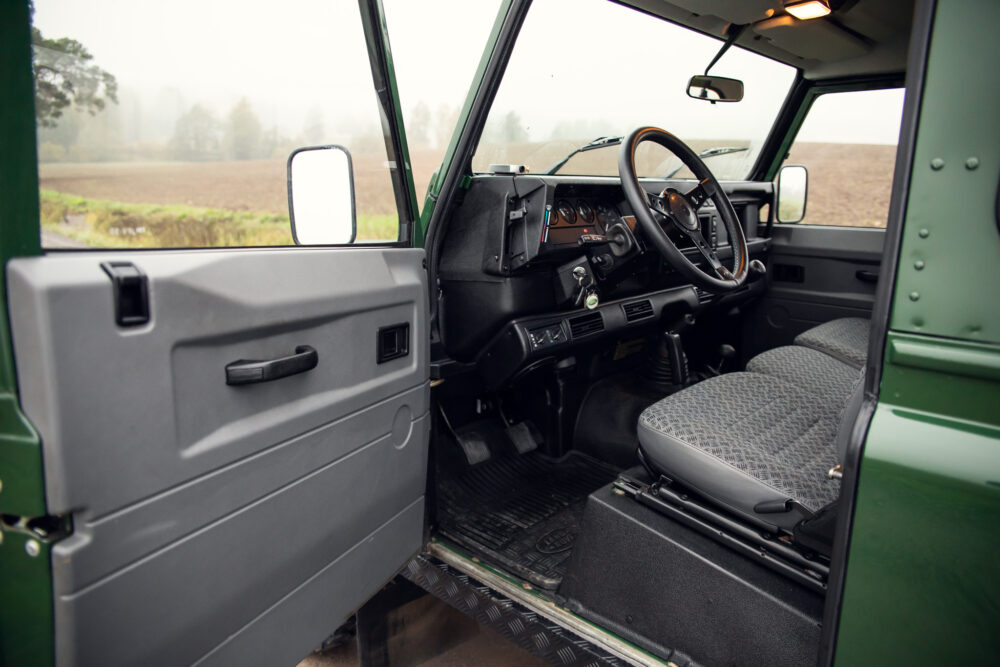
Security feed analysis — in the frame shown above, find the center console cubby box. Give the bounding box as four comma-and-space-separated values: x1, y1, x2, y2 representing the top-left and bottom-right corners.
559, 479, 824, 667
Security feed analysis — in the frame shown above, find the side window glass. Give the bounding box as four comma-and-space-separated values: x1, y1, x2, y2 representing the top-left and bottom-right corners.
32, 1, 402, 249
783, 88, 904, 228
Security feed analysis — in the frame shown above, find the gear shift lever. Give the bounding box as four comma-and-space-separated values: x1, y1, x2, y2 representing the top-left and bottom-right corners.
707, 343, 736, 376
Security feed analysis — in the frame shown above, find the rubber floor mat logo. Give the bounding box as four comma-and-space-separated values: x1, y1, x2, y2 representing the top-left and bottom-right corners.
535, 528, 576, 554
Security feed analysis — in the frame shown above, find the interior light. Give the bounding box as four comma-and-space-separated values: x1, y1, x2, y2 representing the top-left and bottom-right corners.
785, 0, 831, 20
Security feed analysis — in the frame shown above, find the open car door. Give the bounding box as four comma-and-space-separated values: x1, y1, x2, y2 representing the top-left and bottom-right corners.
2, 2, 428, 665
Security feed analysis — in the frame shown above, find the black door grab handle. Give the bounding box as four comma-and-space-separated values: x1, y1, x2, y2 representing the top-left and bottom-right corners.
855, 270, 879, 284
225, 345, 318, 386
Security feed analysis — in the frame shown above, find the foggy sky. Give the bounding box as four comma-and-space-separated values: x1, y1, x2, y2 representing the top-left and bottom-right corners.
32, 0, 903, 153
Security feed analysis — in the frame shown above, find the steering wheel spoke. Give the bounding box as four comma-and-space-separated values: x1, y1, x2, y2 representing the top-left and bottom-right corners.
684, 177, 716, 210
684, 227, 730, 277
647, 190, 668, 215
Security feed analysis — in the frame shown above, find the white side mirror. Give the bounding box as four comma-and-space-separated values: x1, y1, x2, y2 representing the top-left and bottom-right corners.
776, 164, 809, 223
287, 145, 356, 244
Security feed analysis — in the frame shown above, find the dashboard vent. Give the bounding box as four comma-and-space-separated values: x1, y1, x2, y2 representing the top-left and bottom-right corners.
568, 312, 604, 339
694, 287, 714, 304
622, 299, 654, 322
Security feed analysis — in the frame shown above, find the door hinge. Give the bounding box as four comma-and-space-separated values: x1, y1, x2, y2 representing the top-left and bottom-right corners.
0, 513, 71, 555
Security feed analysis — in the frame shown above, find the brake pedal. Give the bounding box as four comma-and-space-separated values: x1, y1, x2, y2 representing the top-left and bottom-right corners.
505, 421, 539, 454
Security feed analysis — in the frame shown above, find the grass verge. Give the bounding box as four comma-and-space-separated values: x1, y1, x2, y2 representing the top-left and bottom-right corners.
39, 189, 398, 248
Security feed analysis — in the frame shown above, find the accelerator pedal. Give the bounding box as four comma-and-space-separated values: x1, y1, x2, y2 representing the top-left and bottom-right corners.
505, 420, 541, 455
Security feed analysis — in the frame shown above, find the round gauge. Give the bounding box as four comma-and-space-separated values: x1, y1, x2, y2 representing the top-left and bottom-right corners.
576, 201, 594, 223
596, 203, 619, 229
556, 200, 576, 225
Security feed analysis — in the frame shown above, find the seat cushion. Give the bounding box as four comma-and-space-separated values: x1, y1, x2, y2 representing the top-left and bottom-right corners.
794, 317, 870, 368
747, 345, 859, 404
638, 373, 843, 531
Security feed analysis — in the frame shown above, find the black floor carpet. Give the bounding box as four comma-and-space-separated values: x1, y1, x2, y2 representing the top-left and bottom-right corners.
436, 451, 619, 589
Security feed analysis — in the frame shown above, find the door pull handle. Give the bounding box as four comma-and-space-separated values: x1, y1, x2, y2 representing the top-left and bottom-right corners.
225, 345, 318, 385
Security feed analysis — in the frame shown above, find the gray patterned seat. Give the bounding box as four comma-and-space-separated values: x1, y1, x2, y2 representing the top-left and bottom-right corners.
747, 345, 859, 404
638, 372, 849, 532
794, 317, 870, 368
637, 317, 870, 533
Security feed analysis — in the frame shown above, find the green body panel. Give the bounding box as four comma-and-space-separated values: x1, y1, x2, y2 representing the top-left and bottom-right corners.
0, 0, 45, 519
0, 528, 56, 667
416, 1, 514, 238
0, 3, 53, 664
837, 0, 1000, 662
888, 0, 1000, 344
836, 334, 1000, 664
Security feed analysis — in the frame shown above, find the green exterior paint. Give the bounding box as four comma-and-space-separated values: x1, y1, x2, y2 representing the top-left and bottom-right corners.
836, 334, 1000, 665
888, 0, 1000, 344
0, 527, 57, 667
881, 334, 1000, 428
0, 3, 54, 664
837, 0, 1000, 663
417, 0, 515, 239
0, 0, 45, 519
888, 334, 1000, 384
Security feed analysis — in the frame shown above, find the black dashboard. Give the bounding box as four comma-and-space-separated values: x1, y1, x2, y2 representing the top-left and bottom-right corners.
435, 174, 771, 373
544, 191, 717, 245
500, 180, 726, 276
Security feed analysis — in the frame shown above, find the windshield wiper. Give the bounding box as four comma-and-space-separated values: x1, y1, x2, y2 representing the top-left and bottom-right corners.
664, 146, 749, 178
543, 135, 623, 175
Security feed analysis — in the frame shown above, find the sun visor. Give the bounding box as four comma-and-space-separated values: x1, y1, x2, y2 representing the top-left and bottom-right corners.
752, 15, 869, 61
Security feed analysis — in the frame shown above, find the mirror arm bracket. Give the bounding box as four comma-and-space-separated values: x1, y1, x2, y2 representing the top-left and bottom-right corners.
704, 24, 747, 75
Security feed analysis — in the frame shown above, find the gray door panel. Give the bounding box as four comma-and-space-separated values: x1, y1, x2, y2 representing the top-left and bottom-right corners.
753, 225, 884, 352
7, 247, 429, 667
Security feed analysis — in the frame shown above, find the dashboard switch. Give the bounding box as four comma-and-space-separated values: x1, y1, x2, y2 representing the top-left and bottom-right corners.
528, 324, 566, 350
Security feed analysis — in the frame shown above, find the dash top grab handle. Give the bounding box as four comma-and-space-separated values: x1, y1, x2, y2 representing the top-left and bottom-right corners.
225, 345, 318, 386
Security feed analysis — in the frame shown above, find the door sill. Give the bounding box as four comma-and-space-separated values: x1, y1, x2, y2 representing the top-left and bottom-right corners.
412, 539, 683, 667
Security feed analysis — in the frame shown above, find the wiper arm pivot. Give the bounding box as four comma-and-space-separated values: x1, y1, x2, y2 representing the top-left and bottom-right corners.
543, 135, 623, 175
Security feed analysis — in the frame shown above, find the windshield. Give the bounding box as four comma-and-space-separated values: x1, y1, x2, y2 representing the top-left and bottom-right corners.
472, 0, 797, 180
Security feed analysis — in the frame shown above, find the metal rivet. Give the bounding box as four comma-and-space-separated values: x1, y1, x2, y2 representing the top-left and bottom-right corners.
965, 157, 980, 170
930, 158, 945, 170
918, 228, 930, 238
909, 292, 920, 301
914, 260, 925, 270
25, 540, 40, 557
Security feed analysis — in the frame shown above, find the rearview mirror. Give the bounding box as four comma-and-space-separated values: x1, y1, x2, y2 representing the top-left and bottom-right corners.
287, 145, 356, 245
776, 164, 809, 223
687, 75, 744, 103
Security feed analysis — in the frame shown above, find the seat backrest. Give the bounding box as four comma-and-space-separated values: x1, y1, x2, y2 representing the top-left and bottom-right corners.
834, 371, 866, 461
